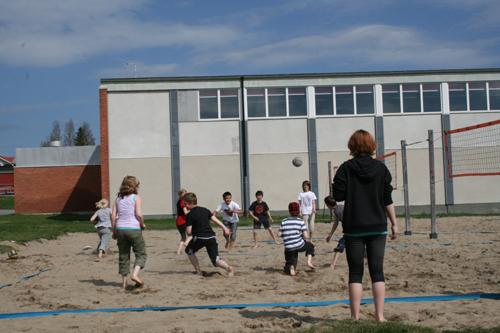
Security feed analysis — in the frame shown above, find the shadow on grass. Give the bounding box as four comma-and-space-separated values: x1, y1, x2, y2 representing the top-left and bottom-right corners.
47, 214, 90, 222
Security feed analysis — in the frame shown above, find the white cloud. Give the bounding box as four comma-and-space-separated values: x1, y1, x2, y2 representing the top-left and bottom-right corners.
99, 61, 179, 78
218, 25, 497, 70
0, 0, 241, 67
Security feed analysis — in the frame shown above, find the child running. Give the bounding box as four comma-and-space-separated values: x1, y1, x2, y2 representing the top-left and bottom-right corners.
298, 180, 317, 242
111, 175, 147, 289
324, 195, 345, 270
184, 192, 234, 276
249, 190, 279, 248
90, 198, 112, 259
214, 191, 240, 250
175, 188, 190, 255
278, 202, 315, 276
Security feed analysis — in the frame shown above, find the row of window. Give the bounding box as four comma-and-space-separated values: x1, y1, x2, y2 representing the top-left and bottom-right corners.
199, 81, 500, 120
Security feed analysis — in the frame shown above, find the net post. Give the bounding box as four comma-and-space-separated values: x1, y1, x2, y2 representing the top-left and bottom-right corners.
401, 140, 412, 235
428, 130, 438, 239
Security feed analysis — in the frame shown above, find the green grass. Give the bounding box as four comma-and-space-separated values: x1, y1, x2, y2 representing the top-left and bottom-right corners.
0, 195, 14, 209
300, 320, 500, 333
0, 213, 262, 247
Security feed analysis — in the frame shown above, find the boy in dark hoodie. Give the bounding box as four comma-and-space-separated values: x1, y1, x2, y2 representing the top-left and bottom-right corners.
332, 129, 398, 322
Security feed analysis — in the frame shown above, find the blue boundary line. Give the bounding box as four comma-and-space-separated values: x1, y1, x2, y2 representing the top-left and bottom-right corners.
1, 293, 498, 320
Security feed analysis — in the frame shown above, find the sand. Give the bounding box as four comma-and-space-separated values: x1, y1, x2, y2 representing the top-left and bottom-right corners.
0, 216, 499, 332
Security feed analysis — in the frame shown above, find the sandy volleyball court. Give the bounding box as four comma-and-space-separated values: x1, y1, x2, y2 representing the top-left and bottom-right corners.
0, 216, 499, 332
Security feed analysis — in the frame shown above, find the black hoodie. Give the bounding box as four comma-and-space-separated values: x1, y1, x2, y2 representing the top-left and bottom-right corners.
332, 154, 393, 234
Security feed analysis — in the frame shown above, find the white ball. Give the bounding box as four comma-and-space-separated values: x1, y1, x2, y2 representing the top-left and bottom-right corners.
292, 157, 303, 167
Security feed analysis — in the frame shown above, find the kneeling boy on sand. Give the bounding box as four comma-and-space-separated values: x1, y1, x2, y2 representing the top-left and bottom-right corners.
278, 202, 315, 276
183, 192, 234, 276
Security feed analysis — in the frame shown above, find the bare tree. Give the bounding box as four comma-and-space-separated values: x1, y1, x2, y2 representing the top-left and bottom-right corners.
63, 119, 75, 146
40, 121, 62, 146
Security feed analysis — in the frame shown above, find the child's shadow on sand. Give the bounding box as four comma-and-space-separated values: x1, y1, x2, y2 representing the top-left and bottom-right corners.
253, 266, 283, 274
79, 279, 122, 288
200, 271, 222, 277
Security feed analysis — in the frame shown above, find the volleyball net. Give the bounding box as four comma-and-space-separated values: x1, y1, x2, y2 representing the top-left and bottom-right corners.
444, 119, 500, 178
376, 151, 398, 189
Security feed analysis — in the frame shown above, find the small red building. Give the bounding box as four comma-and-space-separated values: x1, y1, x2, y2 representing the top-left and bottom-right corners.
0, 155, 15, 194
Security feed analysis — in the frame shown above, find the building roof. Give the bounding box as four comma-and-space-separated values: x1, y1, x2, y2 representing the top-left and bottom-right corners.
101, 67, 500, 84
0, 155, 15, 167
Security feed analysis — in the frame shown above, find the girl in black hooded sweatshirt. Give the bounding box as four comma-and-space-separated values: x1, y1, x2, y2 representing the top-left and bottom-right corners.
333, 129, 398, 322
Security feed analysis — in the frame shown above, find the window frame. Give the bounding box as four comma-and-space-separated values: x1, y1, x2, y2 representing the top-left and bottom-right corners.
246, 87, 308, 119
199, 88, 241, 121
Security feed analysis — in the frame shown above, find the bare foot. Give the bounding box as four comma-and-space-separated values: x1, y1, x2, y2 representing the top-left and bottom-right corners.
131, 276, 144, 288
252, 243, 258, 249
307, 261, 315, 269
290, 266, 296, 276
122, 280, 128, 289
330, 264, 336, 270
98, 250, 103, 259
227, 266, 234, 277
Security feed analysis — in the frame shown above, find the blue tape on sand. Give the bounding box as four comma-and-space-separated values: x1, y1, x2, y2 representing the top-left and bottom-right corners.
0, 293, 498, 320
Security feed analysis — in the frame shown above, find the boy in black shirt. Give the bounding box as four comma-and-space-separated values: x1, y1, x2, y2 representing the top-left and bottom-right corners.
184, 192, 234, 276
249, 190, 279, 248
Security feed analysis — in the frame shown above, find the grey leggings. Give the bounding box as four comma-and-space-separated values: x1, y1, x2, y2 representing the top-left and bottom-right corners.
345, 235, 386, 284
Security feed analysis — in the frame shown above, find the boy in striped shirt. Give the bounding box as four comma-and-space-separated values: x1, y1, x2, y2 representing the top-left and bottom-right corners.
278, 202, 315, 276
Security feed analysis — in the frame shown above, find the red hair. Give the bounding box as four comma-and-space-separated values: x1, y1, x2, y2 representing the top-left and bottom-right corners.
348, 129, 376, 156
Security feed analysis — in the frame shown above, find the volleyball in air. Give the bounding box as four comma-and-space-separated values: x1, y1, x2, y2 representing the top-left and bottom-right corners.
292, 157, 303, 167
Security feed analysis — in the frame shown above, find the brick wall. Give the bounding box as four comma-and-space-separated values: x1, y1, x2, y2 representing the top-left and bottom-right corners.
99, 88, 110, 201
0, 173, 14, 185
15, 165, 101, 213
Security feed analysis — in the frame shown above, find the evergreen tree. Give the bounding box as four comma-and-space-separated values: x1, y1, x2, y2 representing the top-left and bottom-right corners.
74, 122, 96, 146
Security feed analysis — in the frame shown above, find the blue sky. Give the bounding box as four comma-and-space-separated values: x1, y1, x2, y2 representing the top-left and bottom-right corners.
1, 0, 499, 156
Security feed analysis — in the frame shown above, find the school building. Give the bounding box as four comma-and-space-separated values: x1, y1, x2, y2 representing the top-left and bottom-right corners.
99, 68, 500, 216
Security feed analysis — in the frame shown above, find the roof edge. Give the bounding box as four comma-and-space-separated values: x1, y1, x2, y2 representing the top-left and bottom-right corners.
100, 67, 500, 84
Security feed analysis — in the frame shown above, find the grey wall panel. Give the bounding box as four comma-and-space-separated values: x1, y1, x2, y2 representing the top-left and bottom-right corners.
170, 91, 181, 212
449, 112, 500, 130
179, 155, 242, 211
247, 119, 308, 154
249, 153, 309, 211
178, 90, 199, 122
179, 121, 240, 156
374, 117, 385, 157
307, 119, 319, 196
109, 157, 172, 215
316, 117, 375, 152
317, 151, 351, 205
398, 148, 445, 206
383, 114, 442, 150
16, 146, 100, 167
108, 92, 170, 159
452, 175, 500, 204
